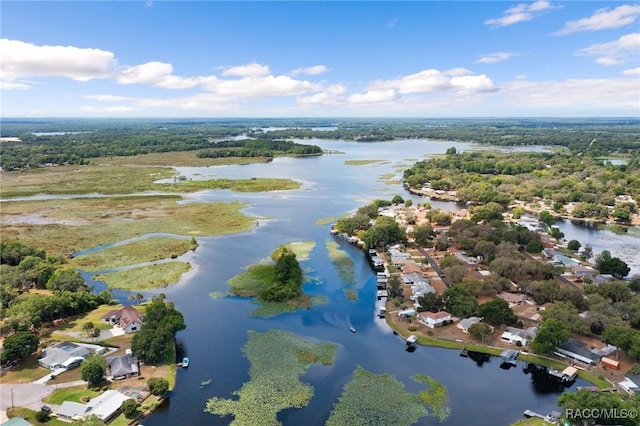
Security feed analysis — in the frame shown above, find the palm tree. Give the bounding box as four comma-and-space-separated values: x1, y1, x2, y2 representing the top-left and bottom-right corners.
135, 293, 144, 304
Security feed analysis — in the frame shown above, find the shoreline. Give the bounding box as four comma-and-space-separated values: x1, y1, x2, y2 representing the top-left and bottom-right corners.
384, 310, 612, 389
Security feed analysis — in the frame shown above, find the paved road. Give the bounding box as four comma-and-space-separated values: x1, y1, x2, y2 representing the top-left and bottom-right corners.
0, 383, 55, 412
410, 243, 451, 287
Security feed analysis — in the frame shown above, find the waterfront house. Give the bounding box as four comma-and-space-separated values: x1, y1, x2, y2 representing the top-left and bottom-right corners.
58, 390, 129, 423
38, 341, 91, 371
500, 326, 537, 346
457, 317, 483, 333
106, 352, 139, 380
571, 265, 597, 280
102, 305, 143, 333
555, 339, 602, 366
417, 311, 451, 328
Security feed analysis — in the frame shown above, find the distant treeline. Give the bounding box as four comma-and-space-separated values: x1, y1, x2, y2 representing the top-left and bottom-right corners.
197, 139, 323, 159
1, 118, 638, 170
0, 126, 321, 170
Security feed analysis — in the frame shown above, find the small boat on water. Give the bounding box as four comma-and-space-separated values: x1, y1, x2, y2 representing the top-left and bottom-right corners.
182, 357, 189, 368
350, 327, 356, 333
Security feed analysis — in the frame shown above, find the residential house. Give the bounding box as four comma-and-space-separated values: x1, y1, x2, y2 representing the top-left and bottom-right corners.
457, 317, 483, 333
555, 339, 602, 366
58, 390, 130, 423
619, 374, 640, 394
571, 265, 597, 280
102, 305, 143, 334
106, 352, 139, 380
397, 309, 416, 320
498, 292, 528, 306
417, 311, 451, 329
38, 341, 91, 371
1, 418, 33, 426
402, 260, 422, 274
500, 326, 537, 346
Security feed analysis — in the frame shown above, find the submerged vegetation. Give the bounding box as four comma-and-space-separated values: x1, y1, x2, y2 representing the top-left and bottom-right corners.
326, 367, 449, 426
205, 329, 337, 425
325, 239, 357, 301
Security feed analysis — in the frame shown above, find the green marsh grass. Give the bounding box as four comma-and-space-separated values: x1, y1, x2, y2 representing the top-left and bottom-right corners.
94, 261, 191, 290
70, 237, 193, 272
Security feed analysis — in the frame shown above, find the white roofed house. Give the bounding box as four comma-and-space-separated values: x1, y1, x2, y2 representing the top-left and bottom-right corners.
58, 390, 130, 423
417, 311, 451, 329
500, 326, 537, 346
457, 317, 483, 333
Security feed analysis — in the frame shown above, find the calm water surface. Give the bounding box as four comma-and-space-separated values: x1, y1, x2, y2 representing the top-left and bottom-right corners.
92, 139, 633, 426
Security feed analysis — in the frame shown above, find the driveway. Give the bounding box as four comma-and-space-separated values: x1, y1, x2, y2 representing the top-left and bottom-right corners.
63, 327, 125, 342
0, 383, 56, 412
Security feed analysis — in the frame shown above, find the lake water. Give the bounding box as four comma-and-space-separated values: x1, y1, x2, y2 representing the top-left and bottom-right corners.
82, 139, 635, 425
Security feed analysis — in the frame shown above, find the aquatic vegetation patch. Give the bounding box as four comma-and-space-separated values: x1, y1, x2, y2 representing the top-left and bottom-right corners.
205, 329, 337, 425
200, 379, 213, 388
325, 367, 428, 426
315, 216, 340, 226
209, 292, 226, 299
325, 239, 357, 300
70, 237, 194, 272
227, 264, 275, 296
282, 241, 316, 261
159, 177, 301, 193
93, 261, 191, 290
413, 374, 451, 421
344, 159, 386, 166
227, 243, 315, 316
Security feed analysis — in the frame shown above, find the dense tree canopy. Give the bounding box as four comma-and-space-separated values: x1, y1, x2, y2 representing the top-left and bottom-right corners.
531, 319, 570, 354
477, 298, 517, 326
0, 331, 39, 364
132, 296, 186, 364
81, 355, 105, 387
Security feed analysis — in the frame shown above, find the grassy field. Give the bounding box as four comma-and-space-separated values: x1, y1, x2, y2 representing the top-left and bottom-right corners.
52, 304, 126, 333
43, 385, 100, 404
510, 418, 548, 426
6, 408, 69, 426
0, 355, 50, 384
94, 261, 192, 290
2, 197, 254, 256
0, 164, 301, 198
70, 237, 194, 272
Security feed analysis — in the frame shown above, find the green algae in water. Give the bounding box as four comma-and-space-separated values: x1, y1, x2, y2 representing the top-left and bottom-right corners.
205, 330, 337, 425
326, 367, 428, 426
413, 374, 451, 422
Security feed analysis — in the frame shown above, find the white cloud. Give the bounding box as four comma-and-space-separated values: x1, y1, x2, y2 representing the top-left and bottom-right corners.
0, 80, 31, 90
117, 61, 174, 85
578, 33, 640, 65
85, 94, 134, 102
623, 67, 640, 75
501, 77, 640, 110
348, 90, 397, 104
297, 84, 346, 105
485, 0, 559, 27
367, 68, 493, 95
554, 4, 640, 35
595, 57, 623, 66
450, 75, 495, 93
475, 52, 516, 64
289, 65, 329, 77
385, 18, 399, 28
0, 38, 116, 88
221, 63, 270, 77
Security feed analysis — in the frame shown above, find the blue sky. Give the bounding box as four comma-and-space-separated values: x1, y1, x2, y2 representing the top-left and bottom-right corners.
1, 1, 639, 117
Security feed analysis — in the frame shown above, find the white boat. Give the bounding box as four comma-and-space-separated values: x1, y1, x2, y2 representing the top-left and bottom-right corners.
350, 327, 356, 333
